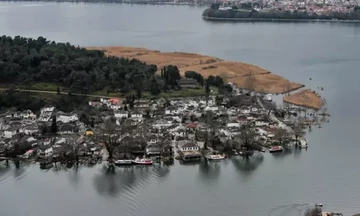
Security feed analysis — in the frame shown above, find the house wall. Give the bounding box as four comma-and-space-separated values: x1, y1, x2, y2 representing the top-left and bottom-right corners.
181, 146, 199, 151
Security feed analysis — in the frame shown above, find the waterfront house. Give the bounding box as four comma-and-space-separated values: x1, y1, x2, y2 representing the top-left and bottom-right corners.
146, 144, 162, 156
180, 142, 200, 152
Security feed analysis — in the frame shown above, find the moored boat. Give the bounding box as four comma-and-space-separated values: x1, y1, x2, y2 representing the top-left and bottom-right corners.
206, 154, 226, 160
269, 146, 284, 153
114, 159, 132, 166
132, 157, 153, 165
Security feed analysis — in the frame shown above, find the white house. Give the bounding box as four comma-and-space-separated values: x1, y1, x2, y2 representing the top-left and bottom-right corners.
255, 121, 269, 127
44, 147, 53, 158
4, 127, 21, 138
110, 104, 121, 110
23, 126, 39, 135
227, 120, 240, 128
180, 142, 200, 152
165, 106, 179, 115
130, 110, 143, 119
57, 113, 79, 123
41, 105, 55, 113
114, 111, 129, 119
147, 135, 159, 145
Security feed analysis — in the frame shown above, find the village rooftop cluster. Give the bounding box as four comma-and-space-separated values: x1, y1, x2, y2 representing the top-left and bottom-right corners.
0, 87, 312, 168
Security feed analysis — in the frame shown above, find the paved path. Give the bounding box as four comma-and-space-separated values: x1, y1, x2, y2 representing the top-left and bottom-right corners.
0, 88, 119, 99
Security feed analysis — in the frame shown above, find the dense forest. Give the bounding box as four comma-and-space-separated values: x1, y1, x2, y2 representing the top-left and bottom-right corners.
0, 35, 208, 95
203, 5, 360, 20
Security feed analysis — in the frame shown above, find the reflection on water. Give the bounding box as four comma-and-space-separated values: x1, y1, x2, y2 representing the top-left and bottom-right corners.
231, 154, 264, 175
151, 163, 170, 183
198, 159, 221, 184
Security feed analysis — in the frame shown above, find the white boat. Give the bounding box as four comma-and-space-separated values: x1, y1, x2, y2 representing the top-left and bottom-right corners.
299, 139, 308, 149
114, 159, 132, 166
269, 146, 284, 153
132, 158, 153, 165
206, 154, 226, 160
315, 203, 323, 207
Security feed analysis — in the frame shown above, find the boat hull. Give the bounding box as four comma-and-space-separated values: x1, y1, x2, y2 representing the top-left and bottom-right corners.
269, 146, 284, 153
132, 159, 153, 165
114, 160, 132, 166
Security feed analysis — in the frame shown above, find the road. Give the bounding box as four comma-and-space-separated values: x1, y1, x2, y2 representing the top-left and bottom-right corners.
0, 88, 119, 99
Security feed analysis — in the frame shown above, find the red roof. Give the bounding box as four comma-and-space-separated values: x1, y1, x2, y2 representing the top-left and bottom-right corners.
186, 123, 198, 129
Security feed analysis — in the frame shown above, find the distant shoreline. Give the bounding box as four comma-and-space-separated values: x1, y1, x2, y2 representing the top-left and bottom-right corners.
0, 0, 208, 6
202, 16, 360, 23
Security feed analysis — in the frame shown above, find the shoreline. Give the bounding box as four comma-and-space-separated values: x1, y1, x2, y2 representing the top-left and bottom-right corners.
202, 16, 360, 23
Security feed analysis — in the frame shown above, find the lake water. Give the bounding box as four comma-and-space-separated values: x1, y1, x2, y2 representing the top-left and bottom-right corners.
1, 2, 360, 216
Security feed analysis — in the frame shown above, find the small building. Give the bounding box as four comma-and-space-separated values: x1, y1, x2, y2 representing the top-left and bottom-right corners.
4, 126, 21, 138
114, 110, 129, 119
130, 110, 143, 119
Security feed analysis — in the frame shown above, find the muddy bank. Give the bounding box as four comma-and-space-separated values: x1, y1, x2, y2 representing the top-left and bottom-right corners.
87, 46, 304, 94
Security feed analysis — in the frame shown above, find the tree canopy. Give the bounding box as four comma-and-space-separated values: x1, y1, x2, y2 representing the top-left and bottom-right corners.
0, 35, 158, 94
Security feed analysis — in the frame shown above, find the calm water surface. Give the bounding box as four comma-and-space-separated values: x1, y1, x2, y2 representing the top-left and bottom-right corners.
1, 2, 360, 216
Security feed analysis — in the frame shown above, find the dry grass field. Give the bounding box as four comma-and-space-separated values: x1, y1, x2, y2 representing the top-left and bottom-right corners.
284, 89, 324, 110
87, 46, 305, 94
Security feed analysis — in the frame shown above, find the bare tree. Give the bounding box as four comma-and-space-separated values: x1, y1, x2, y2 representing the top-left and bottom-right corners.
237, 124, 258, 150
293, 121, 304, 142
99, 118, 121, 166
203, 111, 218, 150
244, 72, 256, 93
274, 128, 289, 146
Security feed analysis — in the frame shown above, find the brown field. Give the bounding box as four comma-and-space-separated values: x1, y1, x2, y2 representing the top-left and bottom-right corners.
283, 89, 324, 110
228, 74, 304, 94
180, 61, 270, 78
86, 46, 305, 94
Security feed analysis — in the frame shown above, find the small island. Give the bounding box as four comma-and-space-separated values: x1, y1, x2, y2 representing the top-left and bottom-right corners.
203, 2, 360, 22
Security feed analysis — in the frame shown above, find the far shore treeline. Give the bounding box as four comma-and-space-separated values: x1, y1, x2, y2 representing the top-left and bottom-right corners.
203, 3, 360, 21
